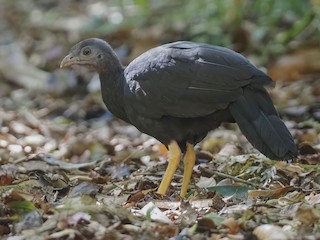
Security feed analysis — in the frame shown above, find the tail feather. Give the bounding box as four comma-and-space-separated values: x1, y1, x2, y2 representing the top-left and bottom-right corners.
229, 86, 297, 160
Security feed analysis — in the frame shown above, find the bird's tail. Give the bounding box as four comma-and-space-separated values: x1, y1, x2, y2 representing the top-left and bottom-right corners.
229, 86, 297, 160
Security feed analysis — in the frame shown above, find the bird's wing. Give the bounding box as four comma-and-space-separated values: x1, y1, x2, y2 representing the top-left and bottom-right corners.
124, 41, 272, 118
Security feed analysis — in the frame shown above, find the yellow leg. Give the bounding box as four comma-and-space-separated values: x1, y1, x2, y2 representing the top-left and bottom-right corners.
180, 143, 196, 197
157, 141, 182, 195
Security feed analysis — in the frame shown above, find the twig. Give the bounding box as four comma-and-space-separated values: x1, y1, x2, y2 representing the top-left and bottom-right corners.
121, 146, 145, 163
210, 170, 266, 189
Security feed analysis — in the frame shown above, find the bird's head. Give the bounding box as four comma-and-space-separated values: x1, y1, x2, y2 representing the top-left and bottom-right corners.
60, 38, 120, 73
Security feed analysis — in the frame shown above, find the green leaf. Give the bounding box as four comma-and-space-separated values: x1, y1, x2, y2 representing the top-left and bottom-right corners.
7, 201, 36, 215
206, 185, 251, 200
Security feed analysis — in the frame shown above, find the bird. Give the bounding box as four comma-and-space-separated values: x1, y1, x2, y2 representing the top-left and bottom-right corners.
60, 38, 298, 197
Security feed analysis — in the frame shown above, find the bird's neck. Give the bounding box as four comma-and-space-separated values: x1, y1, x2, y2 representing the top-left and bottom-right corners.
99, 66, 129, 122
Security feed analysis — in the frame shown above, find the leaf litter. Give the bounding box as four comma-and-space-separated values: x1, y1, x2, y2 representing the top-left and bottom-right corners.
0, 1, 320, 239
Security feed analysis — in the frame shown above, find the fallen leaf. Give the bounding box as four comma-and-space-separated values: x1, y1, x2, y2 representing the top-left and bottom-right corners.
207, 185, 250, 200
278, 191, 306, 205
197, 217, 216, 231
268, 47, 320, 82
248, 186, 294, 199
153, 223, 179, 238
295, 205, 320, 226
203, 212, 225, 225
0, 174, 14, 186
137, 202, 172, 223
68, 182, 101, 198
43, 155, 98, 170
299, 142, 318, 155
218, 143, 240, 157
274, 162, 305, 177
221, 217, 240, 234
15, 210, 43, 232
125, 190, 149, 206
308, 193, 320, 206
253, 224, 290, 240
7, 201, 36, 215
298, 154, 320, 165
196, 176, 216, 188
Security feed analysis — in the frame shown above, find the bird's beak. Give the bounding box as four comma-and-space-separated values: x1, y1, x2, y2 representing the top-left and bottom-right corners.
60, 54, 79, 68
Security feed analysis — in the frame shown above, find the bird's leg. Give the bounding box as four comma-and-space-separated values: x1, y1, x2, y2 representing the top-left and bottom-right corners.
180, 143, 195, 197
157, 141, 182, 195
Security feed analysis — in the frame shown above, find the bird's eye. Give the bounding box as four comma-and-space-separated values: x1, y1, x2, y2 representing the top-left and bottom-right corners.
82, 48, 91, 56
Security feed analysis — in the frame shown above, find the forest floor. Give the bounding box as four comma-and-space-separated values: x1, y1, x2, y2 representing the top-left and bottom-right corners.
0, 1, 320, 239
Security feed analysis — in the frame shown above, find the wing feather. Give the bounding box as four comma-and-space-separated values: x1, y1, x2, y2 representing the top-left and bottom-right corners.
124, 41, 272, 118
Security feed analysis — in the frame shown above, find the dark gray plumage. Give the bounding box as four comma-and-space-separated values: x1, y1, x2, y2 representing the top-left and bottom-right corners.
61, 38, 298, 160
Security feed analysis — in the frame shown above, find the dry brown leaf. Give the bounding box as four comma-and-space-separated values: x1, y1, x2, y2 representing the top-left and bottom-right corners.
0, 174, 14, 186
91, 176, 110, 184
298, 154, 320, 165
153, 223, 179, 238
274, 162, 305, 178
278, 191, 306, 205
248, 186, 294, 199
295, 205, 320, 226
125, 191, 146, 205
299, 142, 318, 155
297, 129, 319, 143
268, 47, 320, 82
197, 217, 216, 231
221, 217, 240, 234
308, 193, 320, 206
